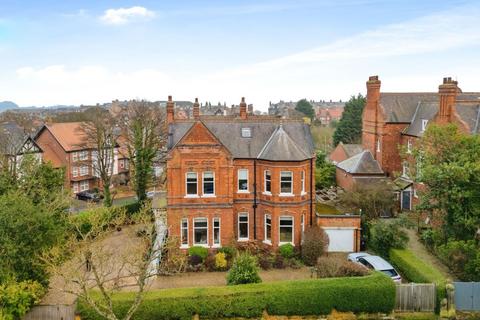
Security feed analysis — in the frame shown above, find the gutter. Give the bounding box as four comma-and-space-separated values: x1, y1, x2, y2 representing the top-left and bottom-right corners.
253, 159, 257, 239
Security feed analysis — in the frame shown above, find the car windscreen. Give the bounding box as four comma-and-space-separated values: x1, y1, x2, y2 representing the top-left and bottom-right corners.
381, 269, 398, 277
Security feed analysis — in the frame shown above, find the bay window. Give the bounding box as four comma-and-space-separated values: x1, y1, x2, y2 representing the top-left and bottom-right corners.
193, 218, 208, 245
279, 216, 293, 244
280, 171, 293, 194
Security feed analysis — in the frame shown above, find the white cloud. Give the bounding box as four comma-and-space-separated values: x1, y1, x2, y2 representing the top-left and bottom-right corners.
100, 6, 155, 25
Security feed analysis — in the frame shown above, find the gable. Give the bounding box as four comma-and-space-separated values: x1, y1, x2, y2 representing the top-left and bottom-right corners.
19, 137, 42, 155
177, 121, 224, 147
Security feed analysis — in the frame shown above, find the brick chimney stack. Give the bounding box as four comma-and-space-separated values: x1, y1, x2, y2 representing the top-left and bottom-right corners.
167, 95, 174, 124
362, 76, 382, 159
438, 77, 459, 123
193, 97, 200, 120
366, 75, 381, 104
240, 97, 247, 119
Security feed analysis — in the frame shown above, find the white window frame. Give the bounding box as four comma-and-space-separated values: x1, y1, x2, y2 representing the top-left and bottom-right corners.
402, 162, 410, 178
238, 213, 249, 241
421, 119, 428, 132
79, 150, 88, 161
80, 165, 89, 176
180, 218, 189, 248
237, 169, 249, 193
80, 180, 89, 192
279, 171, 293, 196
407, 139, 412, 154
264, 170, 271, 194
300, 170, 306, 195
264, 214, 272, 245
241, 127, 251, 138
202, 171, 215, 197
72, 152, 78, 162
279, 216, 294, 245
72, 182, 79, 194
193, 217, 209, 247
185, 172, 198, 197
376, 138, 381, 152
72, 166, 78, 178
212, 217, 221, 247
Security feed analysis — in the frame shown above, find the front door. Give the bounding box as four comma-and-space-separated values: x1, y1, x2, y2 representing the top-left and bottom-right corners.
401, 190, 411, 211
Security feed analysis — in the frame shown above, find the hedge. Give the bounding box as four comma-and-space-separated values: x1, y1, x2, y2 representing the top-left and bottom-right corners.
390, 248, 447, 310
77, 272, 395, 319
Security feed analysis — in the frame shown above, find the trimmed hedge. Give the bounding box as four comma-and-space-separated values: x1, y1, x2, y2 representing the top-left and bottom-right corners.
77, 273, 395, 319
390, 248, 447, 310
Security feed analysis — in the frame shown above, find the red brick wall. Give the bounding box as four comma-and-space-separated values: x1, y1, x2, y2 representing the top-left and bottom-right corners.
335, 167, 354, 191
316, 216, 361, 251
329, 144, 348, 163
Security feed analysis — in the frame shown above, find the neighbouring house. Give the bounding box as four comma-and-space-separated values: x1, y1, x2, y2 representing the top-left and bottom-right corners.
316, 107, 344, 126
360, 75, 480, 211
34, 122, 130, 194
0, 122, 43, 174
335, 150, 385, 191
329, 142, 363, 164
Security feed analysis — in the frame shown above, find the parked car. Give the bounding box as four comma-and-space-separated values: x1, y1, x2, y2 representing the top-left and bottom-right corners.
76, 190, 102, 203
348, 253, 402, 283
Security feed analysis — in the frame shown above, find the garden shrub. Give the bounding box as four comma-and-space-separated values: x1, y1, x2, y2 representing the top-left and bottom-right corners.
436, 240, 480, 281
273, 255, 286, 269
301, 226, 329, 266
315, 257, 368, 278
217, 246, 235, 259
188, 255, 203, 267
204, 254, 217, 272
122, 201, 141, 216
0, 280, 45, 320
368, 219, 408, 258
390, 248, 447, 309
214, 252, 227, 270
279, 243, 295, 259
77, 272, 395, 320
158, 237, 187, 274
187, 246, 208, 261
226, 253, 261, 285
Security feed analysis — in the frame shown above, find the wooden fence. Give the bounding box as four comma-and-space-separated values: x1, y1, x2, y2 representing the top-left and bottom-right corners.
395, 283, 436, 312
22, 303, 76, 320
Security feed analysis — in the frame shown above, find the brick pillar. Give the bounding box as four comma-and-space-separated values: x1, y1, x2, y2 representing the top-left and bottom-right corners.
193, 98, 200, 120
239, 97, 247, 119
167, 95, 174, 124
438, 77, 459, 124
362, 75, 381, 157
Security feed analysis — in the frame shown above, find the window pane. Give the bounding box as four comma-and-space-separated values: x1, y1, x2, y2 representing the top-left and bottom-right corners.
265, 170, 271, 192
186, 172, 197, 195
239, 170, 248, 179
238, 169, 248, 191
239, 214, 248, 239
194, 218, 207, 244
265, 215, 271, 241
279, 217, 293, 243
203, 172, 214, 194
213, 218, 220, 244
181, 219, 188, 245
280, 171, 292, 193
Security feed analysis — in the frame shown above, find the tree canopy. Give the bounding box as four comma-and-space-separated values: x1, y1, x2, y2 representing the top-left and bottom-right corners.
333, 95, 365, 146
295, 99, 315, 119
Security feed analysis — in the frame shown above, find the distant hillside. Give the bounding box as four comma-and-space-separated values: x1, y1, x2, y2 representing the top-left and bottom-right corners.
0, 101, 19, 112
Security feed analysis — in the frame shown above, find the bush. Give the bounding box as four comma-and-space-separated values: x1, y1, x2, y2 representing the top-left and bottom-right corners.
226, 253, 262, 285
315, 257, 368, 278
158, 237, 187, 275
217, 246, 235, 259
204, 254, 216, 272
0, 280, 45, 319
301, 226, 329, 266
436, 240, 480, 281
368, 219, 408, 258
187, 246, 208, 261
273, 255, 286, 269
122, 201, 141, 216
214, 252, 228, 270
77, 273, 395, 320
390, 248, 447, 309
279, 243, 295, 259
188, 255, 203, 267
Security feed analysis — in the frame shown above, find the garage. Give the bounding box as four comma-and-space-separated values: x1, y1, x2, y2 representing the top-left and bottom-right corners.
323, 228, 355, 252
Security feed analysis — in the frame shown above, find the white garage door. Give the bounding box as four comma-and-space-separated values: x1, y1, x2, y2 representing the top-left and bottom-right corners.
324, 228, 354, 252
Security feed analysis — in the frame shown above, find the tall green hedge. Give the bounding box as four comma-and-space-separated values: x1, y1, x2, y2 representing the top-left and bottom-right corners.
77, 273, 395, 320
390, 248, 447, 311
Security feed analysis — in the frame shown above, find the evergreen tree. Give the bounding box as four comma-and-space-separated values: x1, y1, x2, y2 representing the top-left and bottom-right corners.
295, 99, 315, 119
333, 94, 366, 146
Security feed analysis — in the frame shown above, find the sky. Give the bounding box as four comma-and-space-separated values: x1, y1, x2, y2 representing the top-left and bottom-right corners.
0, 0, 479, 110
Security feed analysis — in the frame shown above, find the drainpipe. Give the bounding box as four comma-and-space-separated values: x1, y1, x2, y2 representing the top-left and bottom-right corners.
253, 159, 257, 239
309, 158, 313, 226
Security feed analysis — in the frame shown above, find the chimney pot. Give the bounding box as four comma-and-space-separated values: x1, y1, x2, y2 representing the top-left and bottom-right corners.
166, 95, 175, 124
193, 97, 200, 120
168, 95, 172, 102
239, 97, 247, 119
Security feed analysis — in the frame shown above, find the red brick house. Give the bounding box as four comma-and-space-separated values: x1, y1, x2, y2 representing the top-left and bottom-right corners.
35, 122, 130, 194
329, 142, 363, 164
361, 76, 480, 210
166, 96, 317, 249
335, 150, 385, 191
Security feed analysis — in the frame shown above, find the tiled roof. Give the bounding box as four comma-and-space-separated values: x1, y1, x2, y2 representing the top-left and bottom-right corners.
342, 143, 363, 158
257, 124, 310, 161
168, 118, 315, 161
43, 122, 90, 152
336, 150, 383, 174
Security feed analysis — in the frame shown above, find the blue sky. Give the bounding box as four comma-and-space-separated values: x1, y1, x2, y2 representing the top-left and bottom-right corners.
1, 0, 479, 110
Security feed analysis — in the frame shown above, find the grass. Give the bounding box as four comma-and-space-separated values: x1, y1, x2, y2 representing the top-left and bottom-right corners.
310, 125, 334, 152
316, 202, 342, 215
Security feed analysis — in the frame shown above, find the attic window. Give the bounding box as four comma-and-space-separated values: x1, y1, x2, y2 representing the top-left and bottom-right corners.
241, 127, 251, 138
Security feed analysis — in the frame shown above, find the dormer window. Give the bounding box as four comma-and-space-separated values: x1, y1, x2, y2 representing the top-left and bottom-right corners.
241, 127, 251, 138
421, 119, 428, 132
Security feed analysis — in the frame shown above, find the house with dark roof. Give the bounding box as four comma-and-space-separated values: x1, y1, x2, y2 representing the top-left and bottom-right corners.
362, 75, 480, 211
166, 95, 322, 249
329, 142, 363, 164
335, 150, 385, 191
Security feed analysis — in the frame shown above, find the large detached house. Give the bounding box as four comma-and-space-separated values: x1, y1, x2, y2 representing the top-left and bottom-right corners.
166, 97, 316, 249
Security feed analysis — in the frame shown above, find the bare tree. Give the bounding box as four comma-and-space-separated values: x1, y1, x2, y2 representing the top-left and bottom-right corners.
44, 205, 159, 320
78, 108, 120, 207
119, 100, 166, 202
